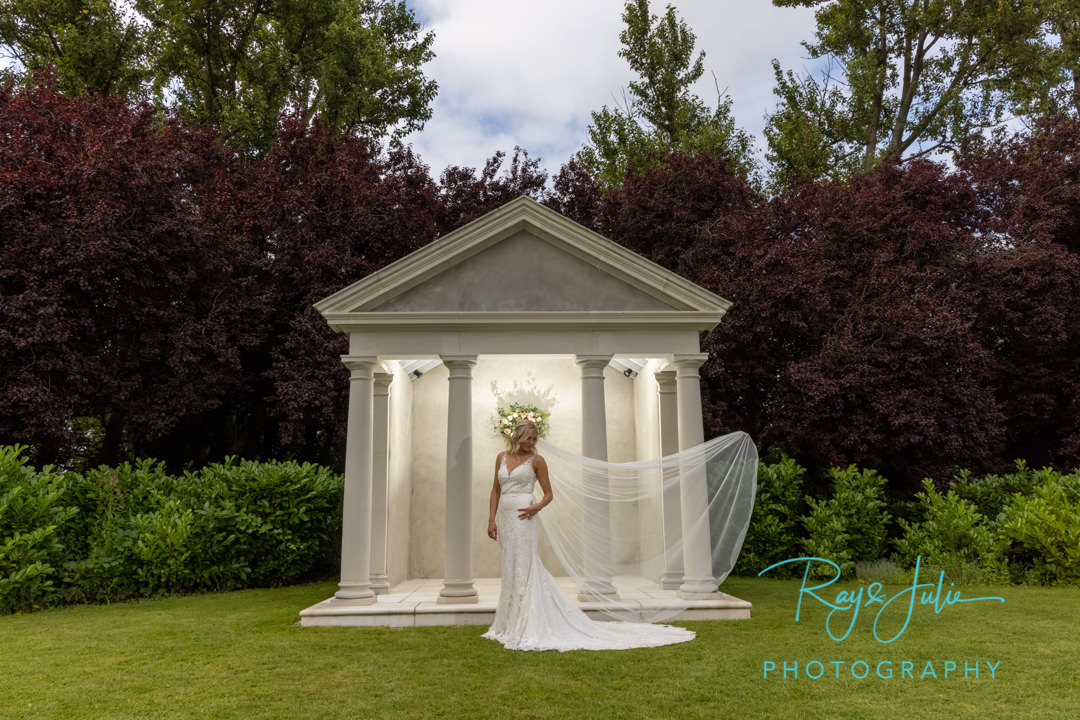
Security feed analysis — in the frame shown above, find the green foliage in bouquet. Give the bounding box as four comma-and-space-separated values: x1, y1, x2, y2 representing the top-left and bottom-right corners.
494, 404, 550, 445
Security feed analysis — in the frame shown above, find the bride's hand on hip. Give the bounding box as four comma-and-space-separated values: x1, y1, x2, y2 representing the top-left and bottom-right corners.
518, 504, 539, 520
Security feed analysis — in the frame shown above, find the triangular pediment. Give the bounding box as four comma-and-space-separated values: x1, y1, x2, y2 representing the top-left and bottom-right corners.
315, 196, 730, 319
373, 228, 674, 312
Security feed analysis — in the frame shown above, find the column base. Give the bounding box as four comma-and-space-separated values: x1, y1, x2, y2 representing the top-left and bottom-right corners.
678, 577, 720, 600
661, 572, 684, 591
332, 582, 376, 605
577, 577, 619, 602
370, 574, 390, 595
438, 580, 479, 604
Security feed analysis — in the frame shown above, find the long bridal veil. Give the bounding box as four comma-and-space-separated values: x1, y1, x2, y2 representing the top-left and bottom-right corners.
535, 432, 758, 623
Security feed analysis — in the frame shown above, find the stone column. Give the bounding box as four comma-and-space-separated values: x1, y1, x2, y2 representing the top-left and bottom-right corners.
655, 369, 684, 591
334, 356, 379, 605
672, 353, 718, 599
575, 354, 617, 599
439, 356, 479, 604
369, 371, 393, 595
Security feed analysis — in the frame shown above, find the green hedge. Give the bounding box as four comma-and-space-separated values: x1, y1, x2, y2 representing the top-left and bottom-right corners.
0, 446, 76, 612
734, 455, 806, 576
739, 455, 1080, 585
8, 444, 1079, 613
1, 446, 342, 613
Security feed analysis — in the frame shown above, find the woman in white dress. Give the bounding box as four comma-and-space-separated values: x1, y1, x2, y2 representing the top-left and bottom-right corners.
482, 419, 695, 651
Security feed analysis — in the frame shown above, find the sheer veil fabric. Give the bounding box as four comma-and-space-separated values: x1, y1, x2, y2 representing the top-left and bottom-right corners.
482, 432, 758, 651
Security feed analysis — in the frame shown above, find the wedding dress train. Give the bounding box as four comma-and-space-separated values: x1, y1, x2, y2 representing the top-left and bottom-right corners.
482, 454, 695, 652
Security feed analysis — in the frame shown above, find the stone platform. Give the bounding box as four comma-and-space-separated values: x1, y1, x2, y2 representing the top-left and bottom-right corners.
298, 577, 752, 627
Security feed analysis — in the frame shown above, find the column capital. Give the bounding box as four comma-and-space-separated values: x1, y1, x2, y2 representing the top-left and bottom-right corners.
341, 355, 380, 377
655, 369, 677, 394
373, 371, 393, 395
670, 353, 710, 374
440, 355, 477, 382
575, 354, 612, 373
440, 355, 478, 369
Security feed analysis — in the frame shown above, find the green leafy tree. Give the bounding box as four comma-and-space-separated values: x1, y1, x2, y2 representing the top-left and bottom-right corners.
0, 0, 148, 96
578, 0, 754, 190
0, 0, 436, 153
763, 58, 856, 190
136, 0, 436, 151
1009, 0, 1080, 118
769, 0, 1049, 176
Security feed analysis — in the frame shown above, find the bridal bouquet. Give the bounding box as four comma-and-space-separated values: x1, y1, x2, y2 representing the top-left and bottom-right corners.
494, 403, 550, 444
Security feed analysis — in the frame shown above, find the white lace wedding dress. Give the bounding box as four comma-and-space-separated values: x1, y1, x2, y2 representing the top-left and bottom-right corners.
482, 453, 695, 652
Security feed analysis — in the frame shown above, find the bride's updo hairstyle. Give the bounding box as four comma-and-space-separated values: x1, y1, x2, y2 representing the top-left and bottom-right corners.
508, 419, 538, 455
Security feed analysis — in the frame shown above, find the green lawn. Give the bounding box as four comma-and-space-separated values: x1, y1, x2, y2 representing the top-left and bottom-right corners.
1, 577, 1077, 719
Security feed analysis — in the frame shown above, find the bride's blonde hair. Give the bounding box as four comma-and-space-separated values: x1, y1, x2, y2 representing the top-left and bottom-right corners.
508, 419, 538, 455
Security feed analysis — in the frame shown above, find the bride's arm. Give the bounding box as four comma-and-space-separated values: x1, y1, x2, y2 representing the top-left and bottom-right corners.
518, 456, 553, 520
487, 453, 502, 540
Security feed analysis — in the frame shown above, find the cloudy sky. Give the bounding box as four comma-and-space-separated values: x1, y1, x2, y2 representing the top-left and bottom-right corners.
402, 0, 819, 178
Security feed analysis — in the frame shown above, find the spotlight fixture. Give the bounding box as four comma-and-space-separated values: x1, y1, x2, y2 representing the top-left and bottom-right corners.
609, 358, 644, 379
400, 359, 440, 380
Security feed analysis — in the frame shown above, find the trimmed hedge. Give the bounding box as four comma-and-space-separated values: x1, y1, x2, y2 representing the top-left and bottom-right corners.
0, 446, 76, 612
1, 446, 342, 613
6, 444, 1080, 613
738, 455, 1080, 585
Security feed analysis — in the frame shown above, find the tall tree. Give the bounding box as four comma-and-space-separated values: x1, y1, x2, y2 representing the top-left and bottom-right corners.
578, 0, 753, 190
597, 149, 760, 271
0, 0, 148, 96
233, 119, 441, 465
769, 0, 1048, 176
762, 58, 856, 190
436, 147, 549, 233
0, 73, 265, 467
590, 151, 1008, 486
546, 158, 603, 231
0, 75, 447, 469
0, 0, 437, 153
960, 117, 1080, 465
136, 0, 437, 152
1008, 0, 1080, 118
744, 162, 1005, 483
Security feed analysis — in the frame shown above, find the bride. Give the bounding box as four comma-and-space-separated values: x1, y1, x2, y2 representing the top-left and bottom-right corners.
482, 419, 695, 651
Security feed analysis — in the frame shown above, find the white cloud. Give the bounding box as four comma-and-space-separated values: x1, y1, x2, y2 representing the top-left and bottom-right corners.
404, 0, 818, 178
